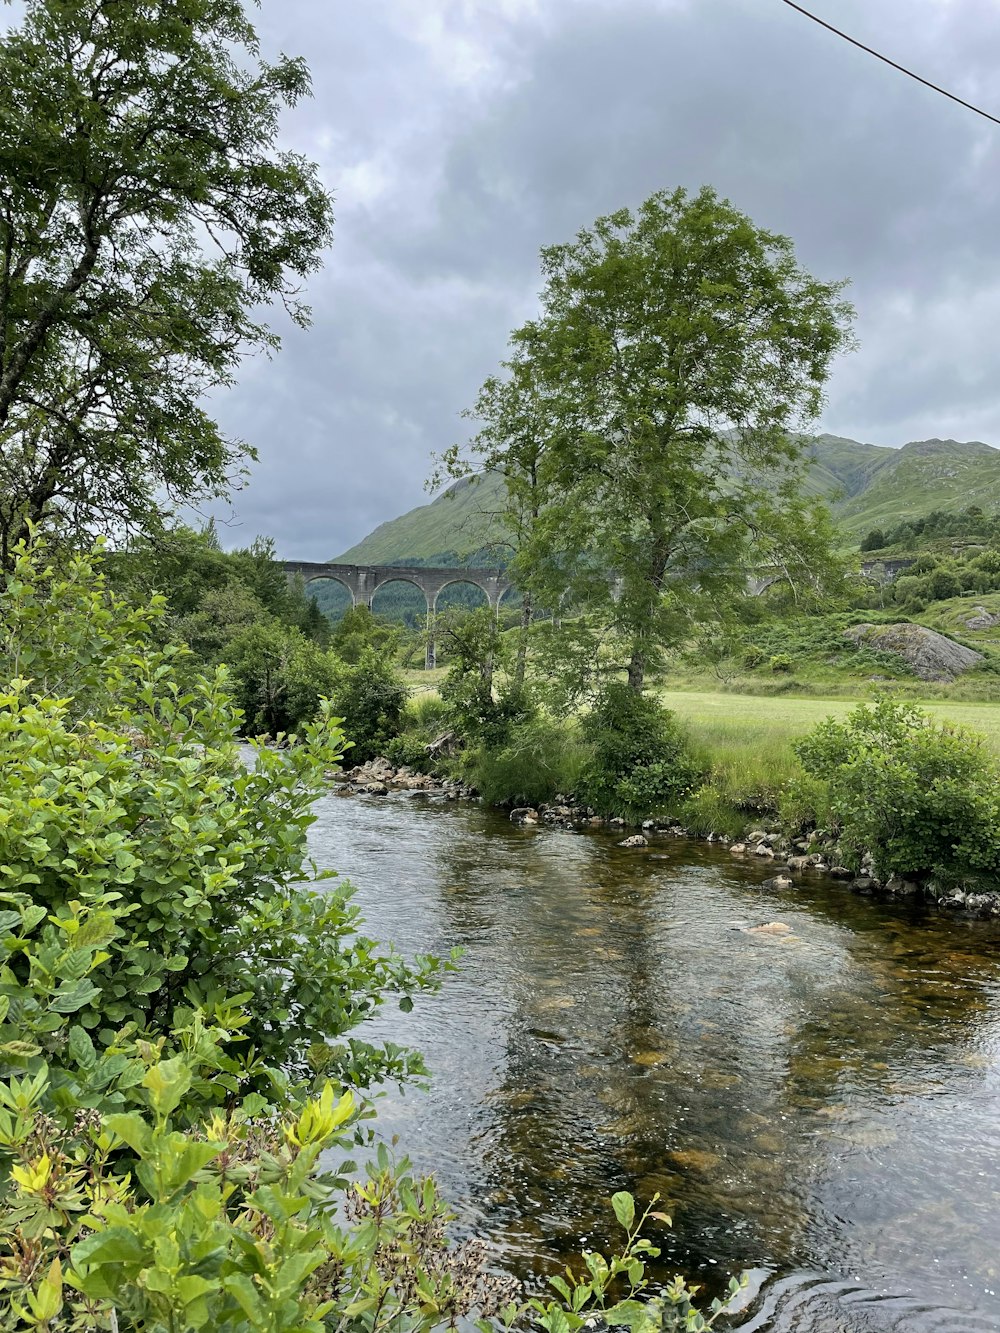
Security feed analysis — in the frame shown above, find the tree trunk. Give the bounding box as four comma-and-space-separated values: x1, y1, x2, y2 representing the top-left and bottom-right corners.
514, 590, 533, 689
627, 647, 645, 692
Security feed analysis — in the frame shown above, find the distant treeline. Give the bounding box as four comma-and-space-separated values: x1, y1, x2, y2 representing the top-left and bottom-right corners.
861, 506, 1000, 553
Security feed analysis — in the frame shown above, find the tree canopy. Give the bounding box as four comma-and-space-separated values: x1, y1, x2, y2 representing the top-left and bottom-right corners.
461, 186, 855, 691
0, 0, 333, 567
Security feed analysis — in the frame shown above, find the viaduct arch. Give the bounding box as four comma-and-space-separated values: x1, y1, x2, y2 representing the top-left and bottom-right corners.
281, 561, 514, 669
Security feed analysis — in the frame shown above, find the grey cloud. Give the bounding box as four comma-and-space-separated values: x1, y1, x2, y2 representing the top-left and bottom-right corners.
210, 0, 1000, 556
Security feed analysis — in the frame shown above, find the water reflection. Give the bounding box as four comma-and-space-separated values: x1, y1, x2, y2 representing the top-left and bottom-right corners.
308, 791, 1000, 1331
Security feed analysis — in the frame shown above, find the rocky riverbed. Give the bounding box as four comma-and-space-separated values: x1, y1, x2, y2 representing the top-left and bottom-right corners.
331, 757, 1000, 919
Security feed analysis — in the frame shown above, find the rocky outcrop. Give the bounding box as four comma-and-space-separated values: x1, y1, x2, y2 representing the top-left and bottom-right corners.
965, 606, 1000, 631
844, 622, 983, 681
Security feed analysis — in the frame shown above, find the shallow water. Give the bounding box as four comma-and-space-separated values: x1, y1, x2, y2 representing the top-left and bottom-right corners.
309, 788, 1000, 1332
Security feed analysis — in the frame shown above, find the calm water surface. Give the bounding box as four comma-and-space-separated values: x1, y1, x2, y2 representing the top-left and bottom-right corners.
309, 789, 1000, 1332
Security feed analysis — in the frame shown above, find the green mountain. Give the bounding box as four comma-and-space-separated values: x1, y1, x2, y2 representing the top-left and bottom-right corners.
334, 436, 1000, 564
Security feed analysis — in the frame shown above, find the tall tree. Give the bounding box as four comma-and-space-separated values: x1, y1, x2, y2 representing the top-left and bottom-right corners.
472, 186, 855, 692
0, 0, 334, 568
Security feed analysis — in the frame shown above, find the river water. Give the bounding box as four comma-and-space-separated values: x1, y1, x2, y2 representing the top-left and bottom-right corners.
308, 787, 1000, 1332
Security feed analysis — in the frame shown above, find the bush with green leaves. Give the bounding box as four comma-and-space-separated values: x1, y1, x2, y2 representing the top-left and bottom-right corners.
329, 648, 409, 764
577, 685, 701, 820
0, 540, 446, 1093
463, 715, 590, 808
795, 694, 1000, 883
224, 619, 339, 736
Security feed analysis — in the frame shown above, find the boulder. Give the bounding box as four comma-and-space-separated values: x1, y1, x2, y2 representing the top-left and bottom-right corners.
828, 865, 854, 880
851, 876, 876, 894
752, 843, 775, 858
761, 874, 794, 890
885, 874, 920, 897
618, 834, 648, 849
965, 606, 1000, 631
786, 855, 809, 873
359, 782, 389, 796
844, 622, 983, 681
730, 843, 747, 855
510, 807, 539, 825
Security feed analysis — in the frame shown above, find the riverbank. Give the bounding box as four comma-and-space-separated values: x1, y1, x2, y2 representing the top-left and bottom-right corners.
332, 750, 1000, 920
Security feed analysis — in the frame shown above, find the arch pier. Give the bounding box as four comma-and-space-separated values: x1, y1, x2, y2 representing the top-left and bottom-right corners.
281, 562, 514, 670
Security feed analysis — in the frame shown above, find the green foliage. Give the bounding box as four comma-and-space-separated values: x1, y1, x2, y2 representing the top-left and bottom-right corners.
463, 716, 590, 808
438, 609, 535, 747
224, 619, 338, 736
578, 685, 701, 819
0, 0, 333, 565
795, 695, 1000, 882
725, 612, 917, 681
328, 649, 408, 764
455, 186, 854, 692
329, 605, 401, 664
860, 528, 887, 552
529, 1193, 745, 1333
384, 733, 434, 772
0, 539, 444, 1093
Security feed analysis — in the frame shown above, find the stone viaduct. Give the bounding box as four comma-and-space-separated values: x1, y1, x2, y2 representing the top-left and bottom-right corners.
282, 556, 914, 670
281, 561, 514, 669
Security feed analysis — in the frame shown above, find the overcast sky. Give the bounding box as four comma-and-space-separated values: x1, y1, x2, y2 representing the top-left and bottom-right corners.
209, 0, 1000, 557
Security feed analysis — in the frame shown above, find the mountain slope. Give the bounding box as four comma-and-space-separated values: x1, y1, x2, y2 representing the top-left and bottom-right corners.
334, 437, 1000, 564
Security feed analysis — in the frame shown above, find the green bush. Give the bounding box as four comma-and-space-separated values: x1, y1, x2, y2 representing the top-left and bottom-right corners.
465, 715, 590, 807
384, 732, 434, 771
795, 694, 1000, 883
768, 652, 792, 672
0, 541, 444, 1092
329, 647, 409, 762
577, 685, 701, 820
224, 619, 338, 735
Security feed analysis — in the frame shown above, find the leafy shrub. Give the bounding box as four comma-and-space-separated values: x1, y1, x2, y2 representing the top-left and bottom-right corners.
795, 694, 1000, 882
224, 619, 338, 735
0, 541, 444, 1092
577, 685, 701, 819
329, 647, 409, 762
768, 653, 792, 672
384, 731, 434, 770
465, 715, 590, 807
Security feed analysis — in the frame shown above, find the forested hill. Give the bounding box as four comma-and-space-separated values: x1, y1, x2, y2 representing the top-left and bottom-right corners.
334, 436, 1000, 564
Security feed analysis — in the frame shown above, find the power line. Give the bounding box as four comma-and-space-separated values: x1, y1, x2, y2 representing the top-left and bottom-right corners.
780, 0, 1000, 128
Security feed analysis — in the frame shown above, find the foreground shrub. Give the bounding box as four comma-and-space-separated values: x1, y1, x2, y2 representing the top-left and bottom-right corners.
795, 694, 1000, 883
0, 541, 445, 1095
578, 685, 701, 820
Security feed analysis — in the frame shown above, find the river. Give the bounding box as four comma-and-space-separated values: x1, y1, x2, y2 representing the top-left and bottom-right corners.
308, 787, 1000, 1332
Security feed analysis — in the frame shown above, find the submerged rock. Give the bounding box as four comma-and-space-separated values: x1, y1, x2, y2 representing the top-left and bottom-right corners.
510, 807, 539, 825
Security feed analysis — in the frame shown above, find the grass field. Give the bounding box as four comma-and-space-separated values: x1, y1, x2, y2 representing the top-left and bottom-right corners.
660, 688, 1000, 751
657, 688, 1000, 819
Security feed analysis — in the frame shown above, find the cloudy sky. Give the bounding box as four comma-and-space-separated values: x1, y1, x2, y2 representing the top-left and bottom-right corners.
211, 0, 1000, 558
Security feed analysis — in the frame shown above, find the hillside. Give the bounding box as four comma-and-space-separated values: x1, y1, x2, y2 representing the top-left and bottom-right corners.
334, 436, 1000, 564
